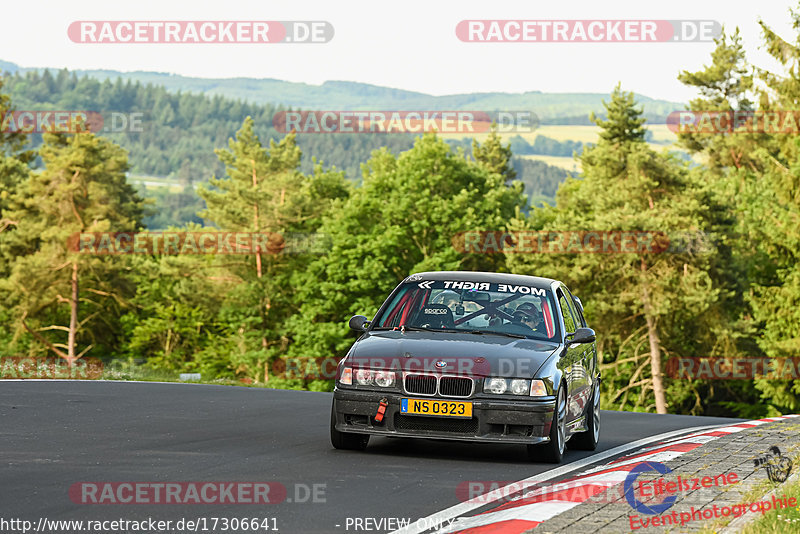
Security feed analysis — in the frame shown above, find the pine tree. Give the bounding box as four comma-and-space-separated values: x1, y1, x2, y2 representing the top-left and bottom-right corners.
472, 125, 517, 181
591, 83, 646, 145
196, 117, 349, 381
1, 131, 144, 362
676, 29, 762, 172
0, 77, 34, 242
0, 77, 36, 351
743, 9, 800, 411
673, 28, 770, 417
676, 16, 800, 414
507, 87, 722, 414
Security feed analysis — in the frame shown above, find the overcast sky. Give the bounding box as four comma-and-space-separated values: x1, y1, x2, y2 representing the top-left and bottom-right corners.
3, 1, 799, 102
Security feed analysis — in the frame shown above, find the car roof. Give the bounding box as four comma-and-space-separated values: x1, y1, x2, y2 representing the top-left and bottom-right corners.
405, 271, 558, 289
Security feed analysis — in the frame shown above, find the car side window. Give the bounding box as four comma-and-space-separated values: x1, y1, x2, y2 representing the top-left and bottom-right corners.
564, 286, 587, 327
557, 289, 578, 334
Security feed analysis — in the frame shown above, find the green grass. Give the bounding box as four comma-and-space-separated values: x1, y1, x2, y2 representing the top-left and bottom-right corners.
127, 175, 186, 193
101, 362, 238, 385
519, 154, 581, 172
442, 123, 680, 156
98, 360, 333, 392
739, 476, 800, 534
443, 124, 677, 145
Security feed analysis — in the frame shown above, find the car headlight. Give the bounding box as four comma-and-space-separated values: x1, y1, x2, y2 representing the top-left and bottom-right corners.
374, 370, 395, 388
484, 378, 536, 396
348, 368, 396, 388
485, 377, 508, 394
510, 379, 529, 395
355, 369, 372, 385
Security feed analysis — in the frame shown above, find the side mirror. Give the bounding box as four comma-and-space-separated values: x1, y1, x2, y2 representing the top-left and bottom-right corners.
348, 315, 370, 332
567, 327, 595, 345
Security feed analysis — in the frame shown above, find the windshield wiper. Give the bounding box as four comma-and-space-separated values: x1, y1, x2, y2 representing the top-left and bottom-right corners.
440, 328, 528, 339
482, 331, 527, 339
371, 326, 436, 332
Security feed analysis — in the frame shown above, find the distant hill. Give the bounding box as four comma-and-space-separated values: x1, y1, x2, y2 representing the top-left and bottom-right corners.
0, 60, 20, 74
0, 67, 568, 184
0, 64, 573, 229
0, 60, 684, 124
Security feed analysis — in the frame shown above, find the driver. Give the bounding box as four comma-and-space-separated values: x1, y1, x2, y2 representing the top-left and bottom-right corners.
512, 302, 544, 333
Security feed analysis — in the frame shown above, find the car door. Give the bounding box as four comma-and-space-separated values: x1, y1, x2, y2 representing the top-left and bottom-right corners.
556, 287, 585, 425
560, 285, 595, 425
565, 286, 597, 383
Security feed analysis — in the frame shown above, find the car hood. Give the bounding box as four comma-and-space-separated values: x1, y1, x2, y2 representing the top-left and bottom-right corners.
348, 330, 560, 378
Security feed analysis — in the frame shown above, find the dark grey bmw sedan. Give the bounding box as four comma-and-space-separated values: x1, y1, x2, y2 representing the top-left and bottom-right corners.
330, 271, 600, 463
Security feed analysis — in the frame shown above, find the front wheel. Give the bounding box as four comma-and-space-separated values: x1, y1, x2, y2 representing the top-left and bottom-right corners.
568, 384, 600, 451
527, 385, 566, 463
330, 403, 369, 451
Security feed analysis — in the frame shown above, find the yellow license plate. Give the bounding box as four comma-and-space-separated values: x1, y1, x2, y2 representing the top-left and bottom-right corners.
400, 398, 473, 418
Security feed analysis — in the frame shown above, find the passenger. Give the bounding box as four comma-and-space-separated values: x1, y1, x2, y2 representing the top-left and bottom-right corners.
433, 291, 461, 313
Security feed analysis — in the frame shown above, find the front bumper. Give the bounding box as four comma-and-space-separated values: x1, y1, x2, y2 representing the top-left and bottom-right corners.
332, 388, 556, 444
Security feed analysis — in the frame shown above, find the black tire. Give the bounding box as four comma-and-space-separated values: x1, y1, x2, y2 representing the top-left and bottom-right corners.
330, 403, 369, 451
568, 384, 600, 451
527, 385, 567, 463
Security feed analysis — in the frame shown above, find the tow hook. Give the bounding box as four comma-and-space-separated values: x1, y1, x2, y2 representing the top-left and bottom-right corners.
374, 397, 388, 424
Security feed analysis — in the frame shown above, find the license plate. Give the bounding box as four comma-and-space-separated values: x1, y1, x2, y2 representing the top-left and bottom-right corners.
400, 398, 472, 418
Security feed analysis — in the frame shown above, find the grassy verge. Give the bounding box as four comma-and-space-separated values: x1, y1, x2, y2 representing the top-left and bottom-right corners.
99, 361, 333, 392
519, 154, 581, 172
739, 475, 800, 533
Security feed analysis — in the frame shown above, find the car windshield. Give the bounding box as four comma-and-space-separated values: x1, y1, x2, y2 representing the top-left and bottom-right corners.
372, 280, 560, 341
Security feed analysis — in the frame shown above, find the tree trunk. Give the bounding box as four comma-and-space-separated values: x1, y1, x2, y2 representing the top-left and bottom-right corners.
641, 257, 667, 414
252, 159, 267, 381
67, 261, 78, 367
252, 160, 262, 279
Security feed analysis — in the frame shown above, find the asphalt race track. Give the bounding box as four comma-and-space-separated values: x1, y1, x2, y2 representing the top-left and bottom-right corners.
0, 382, 745, 533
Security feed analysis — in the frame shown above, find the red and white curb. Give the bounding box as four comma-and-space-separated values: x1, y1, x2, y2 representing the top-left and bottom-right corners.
431, 415, 799, 534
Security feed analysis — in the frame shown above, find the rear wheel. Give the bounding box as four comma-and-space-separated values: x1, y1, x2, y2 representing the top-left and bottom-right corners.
568, 384, 600, 451
527, 385, 566, 463
330, 403, 369, 451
